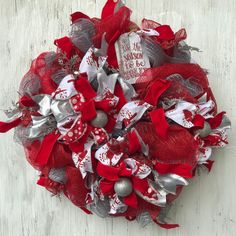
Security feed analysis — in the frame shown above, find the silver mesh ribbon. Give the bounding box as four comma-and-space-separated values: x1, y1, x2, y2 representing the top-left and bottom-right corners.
70, 19, 95, 53
49, 168, 67, 184
136, 211, 152, 227
141, 37, 191, 67
166, 73, 204, 97
19, 72, 41, 96
88, 197, 111, 218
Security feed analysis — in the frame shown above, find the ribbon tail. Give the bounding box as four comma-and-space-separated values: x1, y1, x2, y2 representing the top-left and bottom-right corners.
0, 117, 22, 133
101, 0, 118, 19
153, 219, 179, 229
149, 108, 169, 139
35, 131, 60, 167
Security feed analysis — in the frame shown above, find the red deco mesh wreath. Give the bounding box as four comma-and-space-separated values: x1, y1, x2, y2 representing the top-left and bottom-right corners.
0, 0, 231, 229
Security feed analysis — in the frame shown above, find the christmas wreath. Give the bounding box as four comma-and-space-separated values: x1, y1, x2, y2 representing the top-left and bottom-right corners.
0, 0, 231, 229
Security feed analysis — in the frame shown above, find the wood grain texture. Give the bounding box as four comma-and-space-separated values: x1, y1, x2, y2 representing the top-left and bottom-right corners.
0, 0, 236, 235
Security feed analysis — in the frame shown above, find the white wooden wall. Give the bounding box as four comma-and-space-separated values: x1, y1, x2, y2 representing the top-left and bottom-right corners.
0, 0, 236, 235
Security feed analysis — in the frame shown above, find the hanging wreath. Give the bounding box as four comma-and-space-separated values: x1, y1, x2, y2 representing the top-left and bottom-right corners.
0, 0, 231, 229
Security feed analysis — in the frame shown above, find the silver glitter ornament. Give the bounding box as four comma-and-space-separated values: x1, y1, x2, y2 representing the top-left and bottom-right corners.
195, 121, 212, 138
90, 110, 108, 128
114, 177, 133, 197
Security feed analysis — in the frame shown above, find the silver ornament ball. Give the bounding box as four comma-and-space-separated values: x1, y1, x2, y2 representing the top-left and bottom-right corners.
195, 121, 212, 138
90, 110, 108, 128
114, 177, 133, 197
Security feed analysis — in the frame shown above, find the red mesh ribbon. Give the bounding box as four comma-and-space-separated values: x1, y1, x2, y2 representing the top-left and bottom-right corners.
47, 143, 74, 168
141, 18, 186, 52
141, 18, 161, 29
93, 6, 131, 47
37, 174, 64, 195
136, 122, 198, 166
64, 166, 89, 207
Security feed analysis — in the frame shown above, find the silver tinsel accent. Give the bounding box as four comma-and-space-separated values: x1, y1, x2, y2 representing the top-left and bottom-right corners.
136, 212, 152, 227
4, 103, 20, 119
